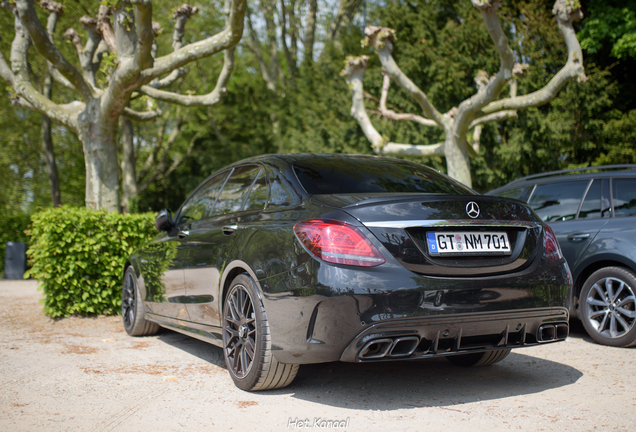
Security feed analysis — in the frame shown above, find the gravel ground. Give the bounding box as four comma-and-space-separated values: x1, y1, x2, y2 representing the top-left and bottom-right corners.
1, 279, 635, 432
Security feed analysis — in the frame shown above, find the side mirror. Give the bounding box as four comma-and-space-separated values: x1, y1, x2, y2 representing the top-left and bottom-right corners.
155, 209, 174, 232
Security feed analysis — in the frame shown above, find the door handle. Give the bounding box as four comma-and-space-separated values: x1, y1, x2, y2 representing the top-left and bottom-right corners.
178, 230, 190, 239
567, 233, 590, 241
223, 224, 238, 235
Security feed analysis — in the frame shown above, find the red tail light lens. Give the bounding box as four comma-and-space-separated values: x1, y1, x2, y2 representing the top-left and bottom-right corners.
294, 219, 386, 267
544, 224, 563, 261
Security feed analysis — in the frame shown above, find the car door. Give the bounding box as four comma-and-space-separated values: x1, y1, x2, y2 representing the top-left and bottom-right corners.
528, 179, 610, 269
147, 171, 230, 319
183, 165, 268, 327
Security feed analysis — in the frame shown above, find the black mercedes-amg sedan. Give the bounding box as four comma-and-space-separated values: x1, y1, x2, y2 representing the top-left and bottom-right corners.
122, 154, 572, 391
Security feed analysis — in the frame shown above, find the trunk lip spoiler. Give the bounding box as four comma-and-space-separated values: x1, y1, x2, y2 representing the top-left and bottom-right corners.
363, 220, 541, 229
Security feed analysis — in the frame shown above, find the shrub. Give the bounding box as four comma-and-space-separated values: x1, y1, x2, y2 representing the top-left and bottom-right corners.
25, 206, 156, 317
0, 213, 32, 277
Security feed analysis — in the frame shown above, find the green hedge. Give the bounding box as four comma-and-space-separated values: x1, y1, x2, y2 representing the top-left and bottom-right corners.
0, 213, 32, 277
25, 206, 156, 317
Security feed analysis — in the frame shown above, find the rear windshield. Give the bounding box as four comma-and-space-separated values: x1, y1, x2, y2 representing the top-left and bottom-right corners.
293, 157, 475, 195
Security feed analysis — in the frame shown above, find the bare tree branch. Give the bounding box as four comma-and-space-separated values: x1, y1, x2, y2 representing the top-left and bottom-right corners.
122, 106, 162, 122
148, 4, 198, 89
479, 1, 586, 115
378, 73, 438, 127
131, 0, 154, 70
140, 0, 246, 83
246, 6, 276, 90
14, 0, 96, 101
364, 27, 445, 126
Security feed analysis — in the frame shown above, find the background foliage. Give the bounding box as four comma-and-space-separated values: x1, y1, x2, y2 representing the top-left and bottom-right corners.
24, 207, 155, 317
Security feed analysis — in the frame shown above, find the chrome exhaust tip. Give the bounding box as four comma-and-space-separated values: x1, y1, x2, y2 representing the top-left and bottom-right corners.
359, 338, 393, 359
389, 336, 420, 357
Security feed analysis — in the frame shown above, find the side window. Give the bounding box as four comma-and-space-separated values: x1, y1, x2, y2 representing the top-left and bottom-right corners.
528, 181, 588, 222
578, 180, 601, 219
267, 166, 302, 209
213, 165, 261, 216
494, 187, 532, 202
613, 178, 636, 217
177, 171, 229, 225
243, 169, 269, 212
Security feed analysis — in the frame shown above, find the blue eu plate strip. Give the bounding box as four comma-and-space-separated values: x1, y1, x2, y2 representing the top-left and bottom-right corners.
427, 232, 438, 253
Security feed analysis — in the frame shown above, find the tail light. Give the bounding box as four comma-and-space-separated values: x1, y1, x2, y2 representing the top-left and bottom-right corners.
294, 219, 386, 267
544, 224, 563, 261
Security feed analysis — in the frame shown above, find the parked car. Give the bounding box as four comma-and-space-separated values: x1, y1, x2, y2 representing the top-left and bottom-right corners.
122, 154, 571, 391
488, 165, 636, 348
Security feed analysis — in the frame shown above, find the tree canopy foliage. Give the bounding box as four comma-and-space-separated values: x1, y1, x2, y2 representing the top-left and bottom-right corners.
1, 0, 634, 219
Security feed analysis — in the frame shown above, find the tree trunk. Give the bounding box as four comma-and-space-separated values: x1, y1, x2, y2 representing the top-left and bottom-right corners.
41, 71, 61, 207
77, 100, 121, 213
120, 116, 138, 214
445, 123, 472, 188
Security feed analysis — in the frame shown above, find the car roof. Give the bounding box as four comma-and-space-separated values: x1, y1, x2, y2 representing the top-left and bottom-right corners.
488, 165, 636, 195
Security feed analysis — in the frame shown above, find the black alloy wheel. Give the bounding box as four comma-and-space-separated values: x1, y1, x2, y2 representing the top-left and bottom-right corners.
122, 266, 159, 336
580, 267, 636, 347
223, 282, 257, 378
222, 274, 299, 391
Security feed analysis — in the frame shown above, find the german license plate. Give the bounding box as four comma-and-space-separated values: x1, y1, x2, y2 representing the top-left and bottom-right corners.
426, 231, 511, 256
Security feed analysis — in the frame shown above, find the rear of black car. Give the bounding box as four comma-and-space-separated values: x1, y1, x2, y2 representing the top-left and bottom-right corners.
259, 155, 572, 365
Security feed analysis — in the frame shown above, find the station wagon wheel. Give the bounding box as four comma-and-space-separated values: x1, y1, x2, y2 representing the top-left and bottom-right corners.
222, 274, 299, 391
580, 267, 636, 348
121, 266, 159, 336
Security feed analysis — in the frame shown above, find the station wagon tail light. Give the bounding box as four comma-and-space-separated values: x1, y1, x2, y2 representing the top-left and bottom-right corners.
544, 224, 563, 261
294, 219, 386, 267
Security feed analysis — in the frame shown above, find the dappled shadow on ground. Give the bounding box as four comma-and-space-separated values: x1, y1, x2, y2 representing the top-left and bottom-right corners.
156, 326, 582, 411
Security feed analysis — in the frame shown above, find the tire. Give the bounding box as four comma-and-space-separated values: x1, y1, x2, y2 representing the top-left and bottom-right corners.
222, 274, 299, 391
122, 266, 160, 336
579, 267, 636, 348
446, 349, 511, 367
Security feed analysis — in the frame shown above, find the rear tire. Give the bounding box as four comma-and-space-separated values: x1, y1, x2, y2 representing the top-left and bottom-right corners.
222, 274, 299, 391
446, 349, 511, 367
122, 266, 159, 336
579, 267, 636, 348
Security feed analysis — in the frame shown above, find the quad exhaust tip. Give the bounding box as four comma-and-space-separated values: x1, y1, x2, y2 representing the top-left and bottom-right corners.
537, 323, 568, 342
359, 336, 420, 359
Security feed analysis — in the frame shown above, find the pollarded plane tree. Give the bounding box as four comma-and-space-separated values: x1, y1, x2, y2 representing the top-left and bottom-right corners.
342, 0, 587, 188
0, 0, 247, 212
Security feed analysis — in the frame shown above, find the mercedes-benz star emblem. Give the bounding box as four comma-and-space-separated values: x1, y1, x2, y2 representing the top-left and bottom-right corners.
466, 201, 480, 219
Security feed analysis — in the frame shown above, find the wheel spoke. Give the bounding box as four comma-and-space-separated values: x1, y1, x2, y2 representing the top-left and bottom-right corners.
587, 298, 608, 307
605, 278, 615, 303
245, 339, 255, 361
617, 295, 635, 308
609, 314, 618, 338
596, 312, 609, 332
589, 309, 607, 319
612, 282, 625, 303
616, 307, 636, 319
592, 283, 607, 302
614, 313, 632, 332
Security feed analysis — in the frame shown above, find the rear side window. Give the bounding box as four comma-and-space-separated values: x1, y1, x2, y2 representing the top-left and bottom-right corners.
528, 181, 588, 222
213, 165, 262, 216
613, 178, 636, 217
293, 157, 474, 195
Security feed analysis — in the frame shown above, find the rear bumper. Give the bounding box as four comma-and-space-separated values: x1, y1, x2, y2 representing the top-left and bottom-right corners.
259, 255, 571, 365
339, 308, 568, 362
